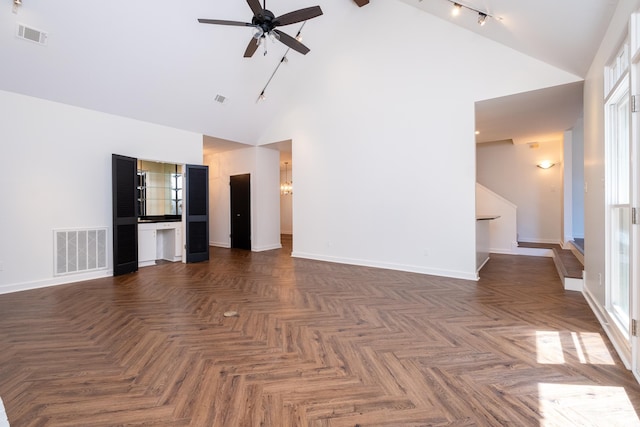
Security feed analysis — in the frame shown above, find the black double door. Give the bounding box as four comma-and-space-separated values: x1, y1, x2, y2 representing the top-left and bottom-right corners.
185, 164, 209, 263
111, 155, 209, 276
230, 174, 251, 250
112, 154, 139, 276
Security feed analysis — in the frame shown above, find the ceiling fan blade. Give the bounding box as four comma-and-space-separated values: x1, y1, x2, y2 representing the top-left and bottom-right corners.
273, 6, 323, 27
198, 18, 253, 27
246, 0, 264, 16
273, 29, 310, 55
243, 37, 260, 58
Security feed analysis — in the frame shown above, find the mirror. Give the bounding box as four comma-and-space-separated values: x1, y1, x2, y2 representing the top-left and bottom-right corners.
137, 160, 183, 218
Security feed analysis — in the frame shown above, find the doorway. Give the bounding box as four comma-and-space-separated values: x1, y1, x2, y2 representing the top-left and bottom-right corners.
230, 174, 251, 250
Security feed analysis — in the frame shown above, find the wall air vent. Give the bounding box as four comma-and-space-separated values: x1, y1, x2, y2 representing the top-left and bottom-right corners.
16, 23, 48, 45
54, 228, 108, 276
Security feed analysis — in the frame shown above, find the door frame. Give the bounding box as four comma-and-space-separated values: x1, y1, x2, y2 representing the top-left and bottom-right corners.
230, 173, 251, 250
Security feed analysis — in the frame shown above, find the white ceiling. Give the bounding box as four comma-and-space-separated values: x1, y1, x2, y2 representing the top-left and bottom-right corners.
400, 0, 619, 78
475, 81, 585, 145
0, 0, 620, 151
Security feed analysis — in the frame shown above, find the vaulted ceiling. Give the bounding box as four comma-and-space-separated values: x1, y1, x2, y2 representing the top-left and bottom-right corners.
0, 0, 619, 147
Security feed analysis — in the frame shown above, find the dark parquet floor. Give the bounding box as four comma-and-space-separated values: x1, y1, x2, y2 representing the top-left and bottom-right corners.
0, 237, 639, 426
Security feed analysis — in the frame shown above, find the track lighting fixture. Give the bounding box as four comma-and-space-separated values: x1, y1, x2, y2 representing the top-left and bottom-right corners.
256, 23, 305, 102
444, 0, 496, 26
12, 0, 21, 14
477, 12, 487, 26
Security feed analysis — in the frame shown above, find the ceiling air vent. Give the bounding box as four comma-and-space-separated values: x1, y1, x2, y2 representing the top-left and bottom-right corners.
214, 94, 228, 105
16, 23, 47, 45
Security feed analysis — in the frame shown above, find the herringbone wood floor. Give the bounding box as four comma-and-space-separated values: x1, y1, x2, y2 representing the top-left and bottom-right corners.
1, 238, 639, 426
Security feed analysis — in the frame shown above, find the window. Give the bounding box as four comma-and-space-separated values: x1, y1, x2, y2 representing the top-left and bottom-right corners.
605, 71, 631, 334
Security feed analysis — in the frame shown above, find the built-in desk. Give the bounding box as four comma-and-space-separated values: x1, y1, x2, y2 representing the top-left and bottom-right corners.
138, 221, 182, 267
476, 215, 500, 272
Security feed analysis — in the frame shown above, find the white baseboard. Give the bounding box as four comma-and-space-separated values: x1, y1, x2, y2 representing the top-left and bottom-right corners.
518, 237, 562, 245
291, 251, 479, 281
0, 270, 112, 295
252, 244, 282, 252
210, 241, 230, 248
582, 286, 631, 369
568, 243, 584, 265
564, 277, 583, 292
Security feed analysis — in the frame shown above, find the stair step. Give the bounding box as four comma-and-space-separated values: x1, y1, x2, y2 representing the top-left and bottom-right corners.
517, 242, 583, 290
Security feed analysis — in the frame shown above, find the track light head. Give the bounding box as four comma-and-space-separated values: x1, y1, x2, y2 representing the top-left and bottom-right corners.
478, 12, 487, 26
451, 3, 462, 16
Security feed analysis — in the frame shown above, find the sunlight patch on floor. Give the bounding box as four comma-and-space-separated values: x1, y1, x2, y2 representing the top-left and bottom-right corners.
536, 331, 565, 364
538, 382, 640, 426
536, 331, 615, 365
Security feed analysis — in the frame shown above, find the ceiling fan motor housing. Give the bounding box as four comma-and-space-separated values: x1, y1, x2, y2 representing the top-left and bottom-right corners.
252, 9, 276, 33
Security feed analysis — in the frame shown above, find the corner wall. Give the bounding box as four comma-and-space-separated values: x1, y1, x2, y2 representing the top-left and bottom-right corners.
0, 90, 203, 294
477, 139, 564, 244
206, 147, 281, 251
258, 1, 581, 280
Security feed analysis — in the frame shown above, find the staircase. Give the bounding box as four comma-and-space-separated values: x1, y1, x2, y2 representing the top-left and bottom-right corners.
517, 241, 584, 291
476, 183, 584, 291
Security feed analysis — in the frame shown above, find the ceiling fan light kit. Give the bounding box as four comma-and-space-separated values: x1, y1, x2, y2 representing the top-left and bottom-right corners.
198, 0, 323, 58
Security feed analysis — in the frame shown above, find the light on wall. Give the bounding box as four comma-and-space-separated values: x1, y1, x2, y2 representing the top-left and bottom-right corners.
281, 162, 293, 195
537, 160, 556, 169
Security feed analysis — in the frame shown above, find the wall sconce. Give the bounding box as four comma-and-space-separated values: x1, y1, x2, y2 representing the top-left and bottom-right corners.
537, 160, 555, 169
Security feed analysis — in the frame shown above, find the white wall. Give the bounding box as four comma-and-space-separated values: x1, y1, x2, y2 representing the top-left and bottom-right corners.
564, 118, 585, 245
583, 1, 640, 315
477, 139, 564, 244
571, 118, 585, 239
476, 183, 518, 254
253, 147, 281, 251
0, 90, 203, 294
206, 147, 281, 251
563, 129, 574, 245
258, 1, 580, 280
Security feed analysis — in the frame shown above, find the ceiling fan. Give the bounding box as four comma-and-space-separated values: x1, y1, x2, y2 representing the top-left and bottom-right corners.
198, 0, 323, 57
